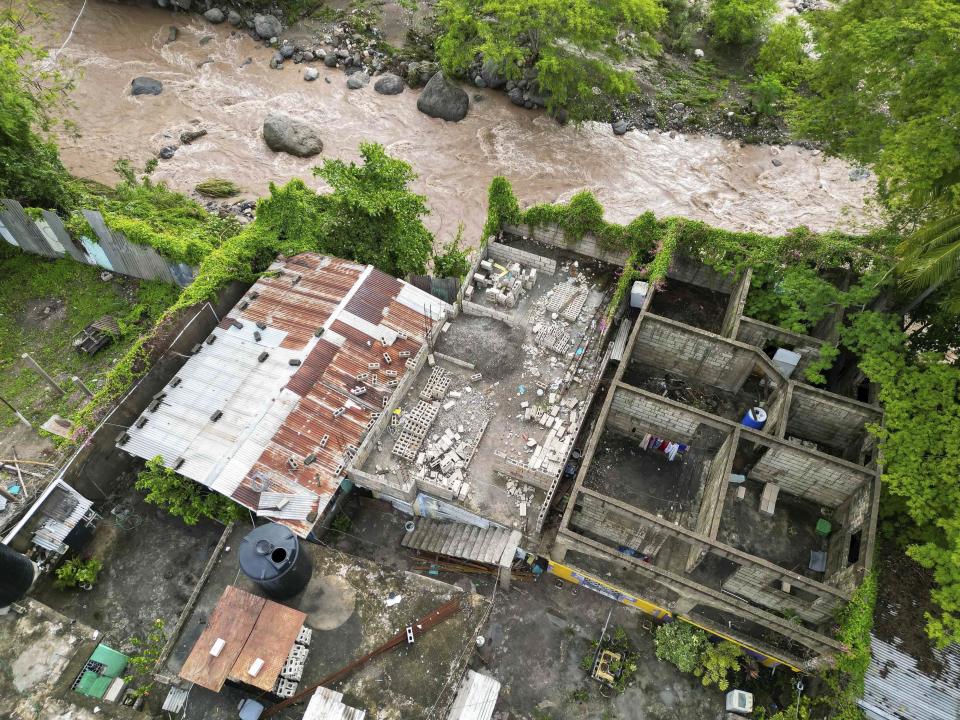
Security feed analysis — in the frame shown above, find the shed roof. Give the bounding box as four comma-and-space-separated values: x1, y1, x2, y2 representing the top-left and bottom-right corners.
122, 254, 450, 536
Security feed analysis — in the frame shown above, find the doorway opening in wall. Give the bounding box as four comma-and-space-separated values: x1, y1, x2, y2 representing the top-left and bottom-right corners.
848, 531, 862, 564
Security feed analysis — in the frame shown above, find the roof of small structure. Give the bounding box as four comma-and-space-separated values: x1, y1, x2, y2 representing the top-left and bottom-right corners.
121, 254, 450, 536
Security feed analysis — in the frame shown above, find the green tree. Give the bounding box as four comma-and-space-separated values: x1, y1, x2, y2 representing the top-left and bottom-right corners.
754, 16, 808, 85
653, 622, 708, 673
136, 456, 246, 526
896, 214, 960, 314
707, 0, 777, 46
790, 1, 960, 218
433, 222, 471, 278
0, 7, 80, 209
842, 313, 960, 646
662, 0, 704, 53
54, 557, 103, 590
694, 641, 741, 690
312, 142, 433, 277
435, 0, 666, 121
124, 619, 166, 698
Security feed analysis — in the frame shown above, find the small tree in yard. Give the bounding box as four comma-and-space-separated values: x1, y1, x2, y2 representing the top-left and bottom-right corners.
708, 0, 777, 46
312, 142, 434, 278
125, 619, 166, 699
136, 456, 246, 526
654, 621, 708, 673
54, 557, 103, 590
695, 640, 742, 690
433, 222, 471, 279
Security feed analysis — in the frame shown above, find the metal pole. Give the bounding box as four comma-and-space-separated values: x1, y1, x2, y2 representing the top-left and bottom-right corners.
0, 395, 31, 427
11, 450, 28, 497
21, 353, 65, 396
72, 376, 94, 397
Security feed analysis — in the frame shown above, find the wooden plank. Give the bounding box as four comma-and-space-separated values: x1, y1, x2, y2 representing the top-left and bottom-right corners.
179, 586, 265, 692
229, 600, 306, 692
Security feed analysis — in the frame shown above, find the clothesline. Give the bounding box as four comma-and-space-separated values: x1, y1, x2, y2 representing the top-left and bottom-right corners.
640, 433, 688, 461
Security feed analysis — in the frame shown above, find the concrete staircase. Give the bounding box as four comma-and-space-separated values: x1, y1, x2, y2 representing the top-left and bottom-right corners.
402, 519, 520, 567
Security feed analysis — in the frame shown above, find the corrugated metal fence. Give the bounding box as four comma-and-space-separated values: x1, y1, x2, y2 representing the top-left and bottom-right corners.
0, 199, 197, 286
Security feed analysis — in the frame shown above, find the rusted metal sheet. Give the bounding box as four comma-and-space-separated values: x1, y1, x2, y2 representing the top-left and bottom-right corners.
123, 252, 451, 538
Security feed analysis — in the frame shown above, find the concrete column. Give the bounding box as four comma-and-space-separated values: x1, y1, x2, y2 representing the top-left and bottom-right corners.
498, 563, 511, 590
21, 353, 64, 396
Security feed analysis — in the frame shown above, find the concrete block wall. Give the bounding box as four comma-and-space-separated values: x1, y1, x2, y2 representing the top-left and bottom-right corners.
748, 440, 871, 507
720, 269, 753, 338
736, 318, 824, 378
492, 453, 557, 491
487, 241, 557, 275
632, 317, 755, 393
722, 565, 839, 624
346, 467, 417, 504
825, 482, 872, 579
667, 254, 736, 293
501, 223, 632, 266
607, 386, 703, 444
787, 385, 880, 451
572, 494, 672, 557
692, 432, 735, 538
462, 299, 523, 328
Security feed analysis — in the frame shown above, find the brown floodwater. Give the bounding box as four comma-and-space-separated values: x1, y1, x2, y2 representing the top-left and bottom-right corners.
38, 0, 875, 243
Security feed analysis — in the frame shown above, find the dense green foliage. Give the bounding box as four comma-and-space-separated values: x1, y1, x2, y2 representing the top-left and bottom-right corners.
54, 557, 102, 590
433, 223, 472, 278
789, 1, 960, 219
136, 456, 246, 526
195, 178, 241, 198
654, 622, 708, 674
435, 0, 665, 120
0, 8, 80, 210
77, 163, 241, 266
842, 314, 960, 646
817, 572, 877, 719
708, 0, 777, 46
896, 214, 960, 313
312, 142, 434, 277
694, 640, 742, 690
754, 16, 808, 85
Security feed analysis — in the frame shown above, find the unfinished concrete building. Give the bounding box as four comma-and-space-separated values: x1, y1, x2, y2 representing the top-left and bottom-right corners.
553, 254, 882, 670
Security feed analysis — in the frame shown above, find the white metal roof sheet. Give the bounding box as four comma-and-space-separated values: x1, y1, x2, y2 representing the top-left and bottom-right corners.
446, 670, 501, 720
302, 686, 366, 720
860, 634, 960, 720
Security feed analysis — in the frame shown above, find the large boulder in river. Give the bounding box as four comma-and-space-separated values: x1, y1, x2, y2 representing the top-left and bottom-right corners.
262, 113, 323, 157
203, 8, 225, 23
480, 59, 507, 89
131, 76, 163, 95
416, 72, 468, 122
346, 71, 369, 89
374, 73, 404, 95
254, 13, 282, 40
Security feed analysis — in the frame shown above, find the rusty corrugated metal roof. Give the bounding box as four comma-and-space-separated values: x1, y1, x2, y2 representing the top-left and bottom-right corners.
121, 252, 451, 537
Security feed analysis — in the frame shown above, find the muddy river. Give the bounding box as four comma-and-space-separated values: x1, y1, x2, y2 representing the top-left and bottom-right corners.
39, 1, 874, 242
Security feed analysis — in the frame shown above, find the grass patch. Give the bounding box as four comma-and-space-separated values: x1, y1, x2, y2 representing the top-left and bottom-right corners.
0, 252, 179, 429
195, 179, 241, 198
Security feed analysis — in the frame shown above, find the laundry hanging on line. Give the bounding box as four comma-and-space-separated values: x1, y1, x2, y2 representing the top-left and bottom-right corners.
640, 434, 689, 461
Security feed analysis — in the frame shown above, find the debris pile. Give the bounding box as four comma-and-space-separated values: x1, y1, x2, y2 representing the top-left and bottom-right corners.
465, 260, 536, 307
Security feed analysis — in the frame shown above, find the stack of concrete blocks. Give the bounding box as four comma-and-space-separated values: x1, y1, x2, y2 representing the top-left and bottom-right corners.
416, 427, 471, 502
472, 257, 538, 310
759, 482, 780, 515
279, 632, 311, 684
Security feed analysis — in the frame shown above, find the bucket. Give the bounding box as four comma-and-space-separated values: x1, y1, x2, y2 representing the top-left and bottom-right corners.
741, 407, 767, 430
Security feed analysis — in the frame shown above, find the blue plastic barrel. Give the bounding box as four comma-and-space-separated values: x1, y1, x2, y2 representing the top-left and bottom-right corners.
741, 407, 767, 430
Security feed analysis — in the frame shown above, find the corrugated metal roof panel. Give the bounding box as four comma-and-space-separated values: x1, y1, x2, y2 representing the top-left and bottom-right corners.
446, 670, 501, 720
860, 634, 960, 720
122, 253, 451, 537
302, 685, 367, 720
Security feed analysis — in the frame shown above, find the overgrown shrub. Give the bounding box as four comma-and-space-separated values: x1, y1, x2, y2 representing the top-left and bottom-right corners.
694, 640, 742, 690
708, 0, 777, 46
54, 557, 102, 590
433, 223, 472, 278
654, 621, 708, 673
136, 456, 246, 526
195, 179, 241, 198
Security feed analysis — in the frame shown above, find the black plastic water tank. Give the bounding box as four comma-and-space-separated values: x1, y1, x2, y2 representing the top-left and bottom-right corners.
0, 544, 36, 606
238, 523, 312, 600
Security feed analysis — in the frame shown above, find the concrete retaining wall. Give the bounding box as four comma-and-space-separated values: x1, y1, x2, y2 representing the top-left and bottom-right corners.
462, 300, 522, 327
487, 241, 557, 275
501, 223, 631, 266
492, 453, 557, 492
607, 386, 704, 444
667, 254, 736, 294
632, 316, 756, 393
